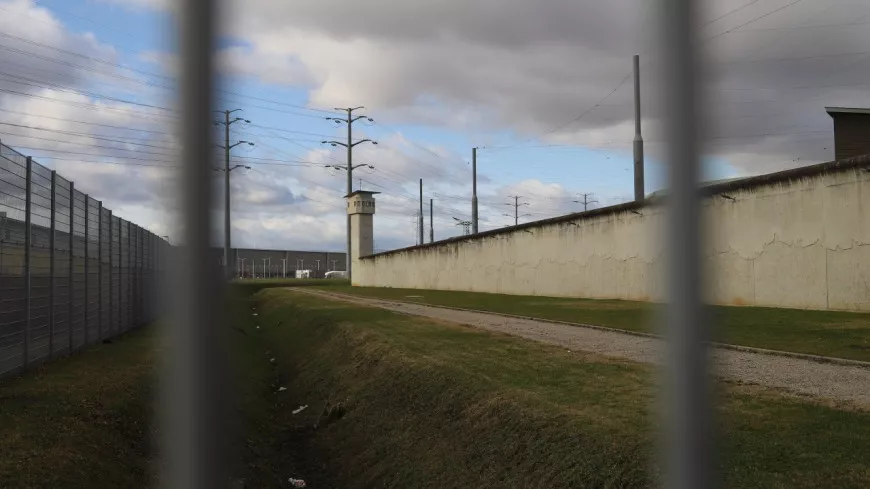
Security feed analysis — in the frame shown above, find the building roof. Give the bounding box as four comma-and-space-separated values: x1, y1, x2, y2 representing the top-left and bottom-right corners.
825, 107, 870, 117
344, 190, 381, 198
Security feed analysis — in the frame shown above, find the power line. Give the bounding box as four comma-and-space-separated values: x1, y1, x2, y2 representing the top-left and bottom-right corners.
0, 110, 168, 135
703, 0, 809, 44
702, 0, 764, 28
0, 122, 176, 149
0, 27, 342, 115
0, 133, 177, 157
0, 87, 175, 123
492, 72, 632, 150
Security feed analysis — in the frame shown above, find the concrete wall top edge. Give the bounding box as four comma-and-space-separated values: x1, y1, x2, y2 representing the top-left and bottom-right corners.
363, 156, 870, 261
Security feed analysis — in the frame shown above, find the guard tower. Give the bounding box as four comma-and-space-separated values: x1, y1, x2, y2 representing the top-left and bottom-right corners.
346, 190, 379, 283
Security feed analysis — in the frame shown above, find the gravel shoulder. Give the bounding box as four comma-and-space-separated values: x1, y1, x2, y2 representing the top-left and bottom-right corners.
299, 289, 870, 408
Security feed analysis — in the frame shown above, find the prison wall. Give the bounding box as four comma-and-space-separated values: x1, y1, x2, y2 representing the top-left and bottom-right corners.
355, 158, 870, 311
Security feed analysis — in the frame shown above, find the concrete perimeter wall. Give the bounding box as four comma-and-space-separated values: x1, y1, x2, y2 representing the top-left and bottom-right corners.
356, 157, 870, 311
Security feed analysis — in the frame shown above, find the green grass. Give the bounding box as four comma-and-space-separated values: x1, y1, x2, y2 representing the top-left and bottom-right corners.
5, 282, 867, 488
0, 328, 158, 489
231, 277, 348, 298
322, 285, 870, 362
244, 288, 870, 488
224, 284, 333, 487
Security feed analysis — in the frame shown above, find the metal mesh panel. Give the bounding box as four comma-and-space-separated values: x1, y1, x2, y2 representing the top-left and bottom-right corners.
86, 197, 100, 343
53, 176, 71, 357
70, 190, 87, 350
100, 208, 111, 341
119, 220, 129, 333
28, 162, 53, 363
0, 141, 165, 379
111, 215, 121, 338
134, 226, 141, 327
0, 146, 27, 377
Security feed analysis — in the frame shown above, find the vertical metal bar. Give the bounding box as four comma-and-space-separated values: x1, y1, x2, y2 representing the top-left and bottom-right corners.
132, 225, 136, 327
84, 196, 90, 345
97, 202, 103, 341
633, 54, 645, 202
23, 157, 32, 369
163, 0, 225, 487
68, 182, 74, 353
109, 211, 113, 337
49, 171, 56, 360
137, 226, 142, 325
429, 198, 434, 243
660, 0, 712, 488
127, 221, 131, 331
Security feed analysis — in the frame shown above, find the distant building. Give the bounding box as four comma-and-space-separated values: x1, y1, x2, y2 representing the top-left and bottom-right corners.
216, 248, 347, 279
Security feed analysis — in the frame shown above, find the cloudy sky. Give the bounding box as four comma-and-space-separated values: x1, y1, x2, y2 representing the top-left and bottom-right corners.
1, 0, 869, 253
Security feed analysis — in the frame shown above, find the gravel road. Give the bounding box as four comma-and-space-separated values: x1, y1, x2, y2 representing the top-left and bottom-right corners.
299, 289, 870, 408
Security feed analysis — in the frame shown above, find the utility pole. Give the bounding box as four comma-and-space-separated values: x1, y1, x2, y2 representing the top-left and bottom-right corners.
429, 199, 434, 243
504, 196, 530, 226
471, 147, 479, 234
574, 192, 599, 211
419, 179, 424, 245
323, 107, 378, 283
633, 54, 645, 202
213, 108, 253, 280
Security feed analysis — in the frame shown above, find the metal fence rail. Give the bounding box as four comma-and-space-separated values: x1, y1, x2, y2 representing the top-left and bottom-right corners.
0, 139, 168, 379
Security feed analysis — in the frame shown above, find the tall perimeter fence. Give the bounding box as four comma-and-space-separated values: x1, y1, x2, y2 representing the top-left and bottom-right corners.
0, 141, 168, 379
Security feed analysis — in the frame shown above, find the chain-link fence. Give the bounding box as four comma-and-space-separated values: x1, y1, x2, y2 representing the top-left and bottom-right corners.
0, 141, 168, 379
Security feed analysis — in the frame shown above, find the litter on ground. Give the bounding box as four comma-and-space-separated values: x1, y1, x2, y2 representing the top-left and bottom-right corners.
278, 386, 287, 392
288, 478, 306, 487
292, 405, 308, 415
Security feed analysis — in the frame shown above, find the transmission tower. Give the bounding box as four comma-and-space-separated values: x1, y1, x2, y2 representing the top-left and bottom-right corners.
453, 217, 472, 235
574, 192, 599, 211
503, 196, 531, 226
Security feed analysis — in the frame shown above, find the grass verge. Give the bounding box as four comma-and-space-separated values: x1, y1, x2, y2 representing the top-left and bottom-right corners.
244, 288, 870, 488
0, 327, 158, 489
322, 285, 870, 362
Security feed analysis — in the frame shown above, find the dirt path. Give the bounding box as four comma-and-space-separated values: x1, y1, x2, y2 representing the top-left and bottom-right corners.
298, 289, 870, 408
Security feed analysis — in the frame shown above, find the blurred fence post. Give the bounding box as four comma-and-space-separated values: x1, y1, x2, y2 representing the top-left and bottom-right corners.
49, 170, 56, 360
660, 0, 713, 488
164, 0, 225, 486
84, 194, 89, 346
23, 156, 32, 368
68, 182, 74, 353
